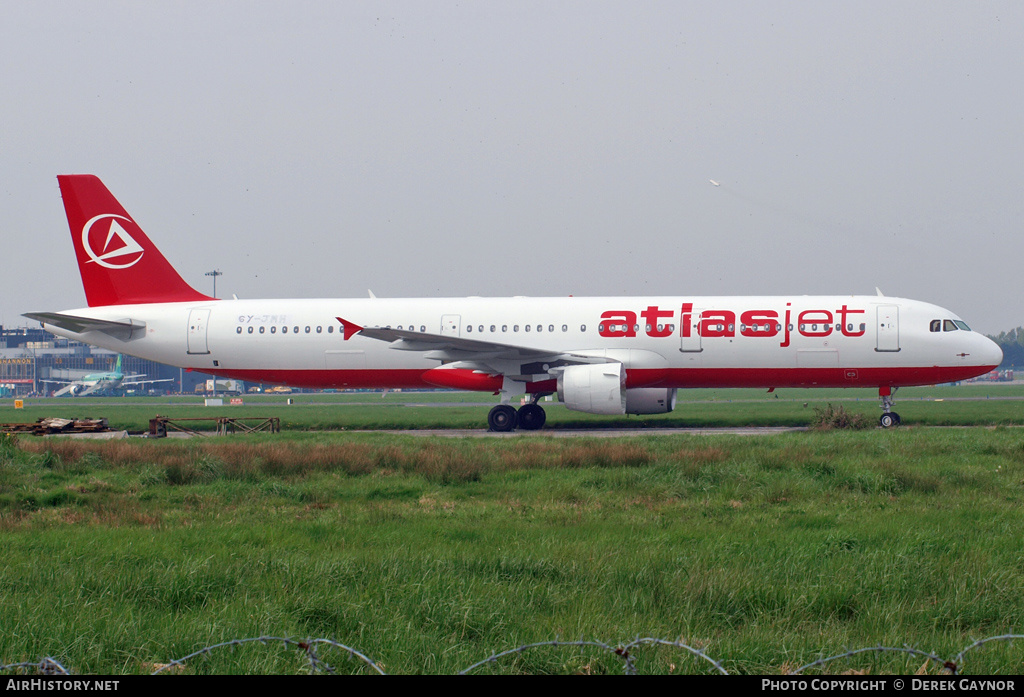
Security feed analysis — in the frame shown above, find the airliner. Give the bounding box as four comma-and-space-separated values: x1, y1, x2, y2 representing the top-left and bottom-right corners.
25, 175, 1002, 430
42, 354, 173, 397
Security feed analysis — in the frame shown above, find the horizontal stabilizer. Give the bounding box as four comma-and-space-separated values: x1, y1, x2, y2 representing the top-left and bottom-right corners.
23, 312, 146, 341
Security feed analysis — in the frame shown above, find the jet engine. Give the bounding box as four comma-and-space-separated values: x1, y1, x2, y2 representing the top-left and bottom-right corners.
556, 363, 626, 415
625, 388, 677, 414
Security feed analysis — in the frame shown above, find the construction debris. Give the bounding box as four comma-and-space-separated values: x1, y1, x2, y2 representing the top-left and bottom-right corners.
0, 417, 111, 436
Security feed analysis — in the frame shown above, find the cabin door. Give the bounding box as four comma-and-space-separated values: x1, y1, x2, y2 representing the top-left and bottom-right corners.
876, 305, 900, 352
187, 309, 211, 355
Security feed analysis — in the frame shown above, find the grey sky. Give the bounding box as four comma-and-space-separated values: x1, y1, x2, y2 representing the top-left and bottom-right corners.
2, 1, 1021, 335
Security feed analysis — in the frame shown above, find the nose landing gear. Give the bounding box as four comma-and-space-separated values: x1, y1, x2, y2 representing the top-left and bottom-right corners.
879, 386, 901, 428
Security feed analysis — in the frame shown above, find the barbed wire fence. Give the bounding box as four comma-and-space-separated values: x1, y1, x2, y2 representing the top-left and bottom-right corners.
2, 633, 1021, 675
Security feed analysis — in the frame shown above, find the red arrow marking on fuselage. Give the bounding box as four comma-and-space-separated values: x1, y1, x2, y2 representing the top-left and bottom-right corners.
336, 317, 364, 341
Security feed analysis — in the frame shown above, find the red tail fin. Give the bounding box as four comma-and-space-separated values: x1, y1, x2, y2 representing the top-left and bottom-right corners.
58, 175, 213, 306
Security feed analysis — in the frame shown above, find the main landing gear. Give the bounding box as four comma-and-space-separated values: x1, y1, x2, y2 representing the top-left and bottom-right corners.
879, 386, 901, 428
487, 400, 547, 432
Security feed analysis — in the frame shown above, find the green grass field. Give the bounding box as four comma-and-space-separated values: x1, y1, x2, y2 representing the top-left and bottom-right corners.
2, 405, 1024, 673
3, 383, 1024, 432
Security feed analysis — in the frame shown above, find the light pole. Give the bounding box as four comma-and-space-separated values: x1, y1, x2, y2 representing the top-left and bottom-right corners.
205, 269, 223, 298
204, 270, 223, 399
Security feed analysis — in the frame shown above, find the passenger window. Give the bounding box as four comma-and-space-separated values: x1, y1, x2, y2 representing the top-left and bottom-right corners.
248, 327, 254, 334
236, 327, 242, 334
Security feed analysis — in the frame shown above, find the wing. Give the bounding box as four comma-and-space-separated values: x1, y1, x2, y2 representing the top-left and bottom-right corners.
121, 378, 174, 387
338, 317, 615, 388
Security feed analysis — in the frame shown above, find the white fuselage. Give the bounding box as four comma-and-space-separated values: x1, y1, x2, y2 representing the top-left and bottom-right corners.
38, 294, 1002, 393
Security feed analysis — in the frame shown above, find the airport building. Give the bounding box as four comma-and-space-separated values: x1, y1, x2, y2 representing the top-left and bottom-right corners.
0, 325, 202, 396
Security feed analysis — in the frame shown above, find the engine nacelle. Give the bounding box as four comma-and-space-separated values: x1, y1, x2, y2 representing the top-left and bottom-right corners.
556, 363, 626, 415
625, 388, 677, 415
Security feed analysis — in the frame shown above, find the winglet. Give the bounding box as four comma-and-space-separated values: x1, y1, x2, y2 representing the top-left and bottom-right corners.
336, 317, 363, 341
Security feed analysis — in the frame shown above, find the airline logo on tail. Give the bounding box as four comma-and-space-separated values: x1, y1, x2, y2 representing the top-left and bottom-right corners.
57, 174, 214, 306
82, 214, 145, 269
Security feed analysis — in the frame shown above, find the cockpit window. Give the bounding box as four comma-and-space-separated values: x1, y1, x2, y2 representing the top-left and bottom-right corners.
940, 319, 971, 332
930, 320, 941, 332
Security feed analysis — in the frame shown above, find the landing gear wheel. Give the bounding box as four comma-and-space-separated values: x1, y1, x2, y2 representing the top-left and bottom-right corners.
488, 404, 518, 432
517, 403, 546, 431
879, 412, 902, 428
878, 387, 901, 428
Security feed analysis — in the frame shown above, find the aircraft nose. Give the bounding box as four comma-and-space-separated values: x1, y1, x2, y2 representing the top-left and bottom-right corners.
979, 334, 1003, 368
